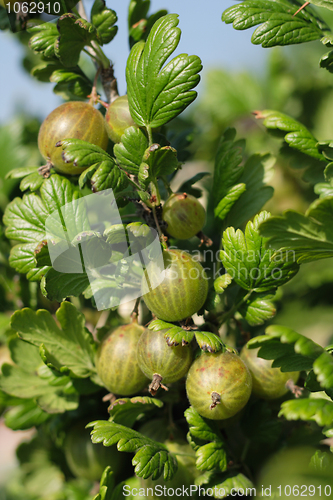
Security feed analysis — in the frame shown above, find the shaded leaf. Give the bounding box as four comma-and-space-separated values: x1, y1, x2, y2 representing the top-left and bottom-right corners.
10, 301, 96, 378
279, 398, 333, 427
204, 472, 255, 498
255, 110, 326, 161
185, 407, 227, 472
88, 420, 177, 480
4, 399, 51, 430
92, 466, 115, 500
108, 396, 163, 427
196, 441, 227, 472
259, 196, 333, 263
55, 14, 98, 67
50, 67, 92, 100
178, 172, 210, 198
3, 175, 81, 279
41, 268, 90, 302
28, 22, 58, 58
213, 128, 245, 216
248, 324, 324, 372
0, 362, 79, 413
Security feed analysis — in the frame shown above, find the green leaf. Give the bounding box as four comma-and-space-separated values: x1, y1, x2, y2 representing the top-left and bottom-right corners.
320, 49, 333, 73
31, 61, 63, 83
0, 362, 79, 413
92, 466, 115, 500
50, 67, 92, 100
114, 126, 148, 174
19, 173, 44, 192
4, 399, 51, 430
91, 0, 118, 45
55, 14, 98, 67
128, 1, 167, 47
256, 110, 326, 161
41, 268, 90, 302
196, 441, 227, 472
310, 0, 333, 11
57, 139, 129, 192
213, 128, 245, 214
148, 319, 194, 346
10, 301, 96, 378
177, 172, 210, 198
140, 144, 178, 185
3, 175, 81, 279
222, 0, 327, 48
28, 22, 58, 58
259, 196, 333, 263
91, 161, 129, 193
227, 154, 275, 228
194, 331, 225, 353
204, 472, 255, 498
248, 324, 324, 372
5, 166, 40, 180
313, 351, 333, 390
279, 398, 333, 427
126, 14, 202, 128
214, 274, 233, 294
185, 407, 227, 473
88, 420, 178, 480
221, 211, 299, 292
108, 396, 164, 427
34, 241, 52, 267
215, 184, 246, 220
239, 291, 277, 326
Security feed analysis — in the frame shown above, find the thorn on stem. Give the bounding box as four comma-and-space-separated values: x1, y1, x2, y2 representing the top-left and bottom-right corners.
293, 2, 310, 17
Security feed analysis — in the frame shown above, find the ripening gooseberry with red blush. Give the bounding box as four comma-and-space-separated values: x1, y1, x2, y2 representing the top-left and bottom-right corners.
186, 350, 252, 420
38, 101, 109, 175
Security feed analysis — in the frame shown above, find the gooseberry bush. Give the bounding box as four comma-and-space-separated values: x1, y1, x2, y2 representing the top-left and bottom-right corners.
1, 0, 333, 498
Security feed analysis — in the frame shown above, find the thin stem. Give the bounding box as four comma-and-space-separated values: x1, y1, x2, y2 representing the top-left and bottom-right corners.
90, 41, 110, 69
88, 67, 101, 105
147, 126, 153, 147
82, 48, 100, 64
131, 298, 141, 323
218, 290, 253, 326
161, 176, 173, 196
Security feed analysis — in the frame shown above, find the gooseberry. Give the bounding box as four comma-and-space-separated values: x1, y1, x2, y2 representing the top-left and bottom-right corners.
64, 420, 125, 481
137, 329, 193, 395
96, 323, 149, 396
105, 95, 138, 143
240, 344, 300, 400
38, 101, 109, 175
186, 350, 252, 420
162, 193, 206, 240
142, 249, 209, 322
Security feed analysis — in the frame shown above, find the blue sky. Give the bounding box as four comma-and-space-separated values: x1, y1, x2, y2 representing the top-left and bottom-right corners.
0, 0, 267, 123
